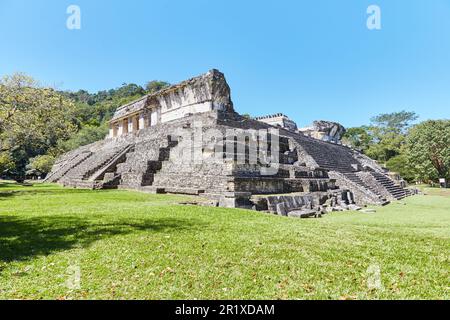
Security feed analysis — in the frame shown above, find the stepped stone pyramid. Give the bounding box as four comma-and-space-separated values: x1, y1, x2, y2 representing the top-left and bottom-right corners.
46, 69, 413, 216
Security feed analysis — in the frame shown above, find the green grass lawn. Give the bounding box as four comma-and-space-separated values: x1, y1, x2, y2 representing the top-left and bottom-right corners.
0, 181, 448, 300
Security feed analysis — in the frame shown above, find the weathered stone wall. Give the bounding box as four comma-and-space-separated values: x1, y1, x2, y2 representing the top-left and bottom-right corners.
255, 113, 298, 132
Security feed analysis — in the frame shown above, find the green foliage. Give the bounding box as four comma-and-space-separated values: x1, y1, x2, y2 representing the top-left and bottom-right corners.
145, 81, 170, 94
0, 73, 78, 176
365, 129, 406, 163
0, 152, 15, 174
61, 83, 145, 106
385, 154, 414, 182
342, 126, 373, 151
29, 155, 55, 174
344, 111, 418, 165
406, 120, 450, 182
65, 85, 147, 127
370, 110, 418, 133
58, 124, 109, 152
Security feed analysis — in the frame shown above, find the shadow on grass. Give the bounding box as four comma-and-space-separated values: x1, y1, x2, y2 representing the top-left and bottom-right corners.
0, 192, 15, 199
0, 181, 17, 187
0, 215, 204, 263
0, 183, 108, 201
0, 181, 45, 200
0, 181, 34, 188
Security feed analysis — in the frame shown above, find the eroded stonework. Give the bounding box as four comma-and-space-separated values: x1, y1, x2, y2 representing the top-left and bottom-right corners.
299, 120, 346, 143
46, 69, 413, 216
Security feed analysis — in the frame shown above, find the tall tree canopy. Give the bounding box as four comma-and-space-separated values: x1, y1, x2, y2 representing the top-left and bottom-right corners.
341, 126, 373, 151
0, 73, 77, 177
343, 110, 418, 165
406, 120, 450, 181
145, 81, 170, 94
370, 110, 419, 133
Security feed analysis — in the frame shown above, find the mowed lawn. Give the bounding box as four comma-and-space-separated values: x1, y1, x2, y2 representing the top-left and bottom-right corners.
0, 182, 448, 300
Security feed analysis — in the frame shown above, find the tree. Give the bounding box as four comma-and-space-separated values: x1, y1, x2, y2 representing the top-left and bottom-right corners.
370, 110, 418, 133
0, 73, 78, 176
0, 73, 38, 135
115, 83, 145, 98
342, 126, 373, 151
406, 120, 450, 182
365, 128, 406, 163
343, 111, 420, 169
0, 152, 15, 175
145, 81, 170, 94
29, 155, 55, 174
61, 83, 145, 106
385, 154, 415, 182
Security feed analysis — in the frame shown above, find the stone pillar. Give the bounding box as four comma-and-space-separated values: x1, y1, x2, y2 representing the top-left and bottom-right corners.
112, 123, 118, 137
109, 125, 114, 138
346, 191, 354, 204
123, 118, 129, 134
128, 117, 133, 133
139, 113, 146, 129
151, 107, 160, 126
132, 115, 139, 132
150, 109, 157, 126
157, 107, 161, 124
118, 121, 123, 136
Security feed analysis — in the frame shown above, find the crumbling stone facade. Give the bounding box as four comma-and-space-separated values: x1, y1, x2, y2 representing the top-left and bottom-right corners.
299, 120, 346, 144
46, 69, 412, 216
255, 114, 298, 132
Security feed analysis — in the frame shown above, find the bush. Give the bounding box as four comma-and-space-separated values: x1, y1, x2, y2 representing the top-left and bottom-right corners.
385, 154, 415, 182
0, 152, 15, 174
29, 155, 55, 174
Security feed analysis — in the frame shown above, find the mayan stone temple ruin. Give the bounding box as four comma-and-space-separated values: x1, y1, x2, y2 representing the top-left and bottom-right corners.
46, 69, 413, 217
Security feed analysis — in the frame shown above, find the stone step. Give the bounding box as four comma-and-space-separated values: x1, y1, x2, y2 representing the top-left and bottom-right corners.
46, 152, 93, 183
62, 179, 97, 189
343, 173, 385, 198
163, 187, 206, 195
369, 172, 409, 199
139, 186, 166, 194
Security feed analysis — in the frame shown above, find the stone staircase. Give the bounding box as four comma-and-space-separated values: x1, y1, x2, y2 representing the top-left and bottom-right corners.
370, 171, 407, 200
329, 171, 387, 205
117, 138, 178, 189
45, 151, 92, 183
344, 172, 387, 203
296, 137, 360, 172
88, 145, 134, 182
60, 144, 131, 188
293, 135, 413, 204
119, 160, 161, 188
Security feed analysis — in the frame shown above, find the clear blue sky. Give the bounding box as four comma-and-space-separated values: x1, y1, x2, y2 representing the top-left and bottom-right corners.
1, 0, 449, 127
